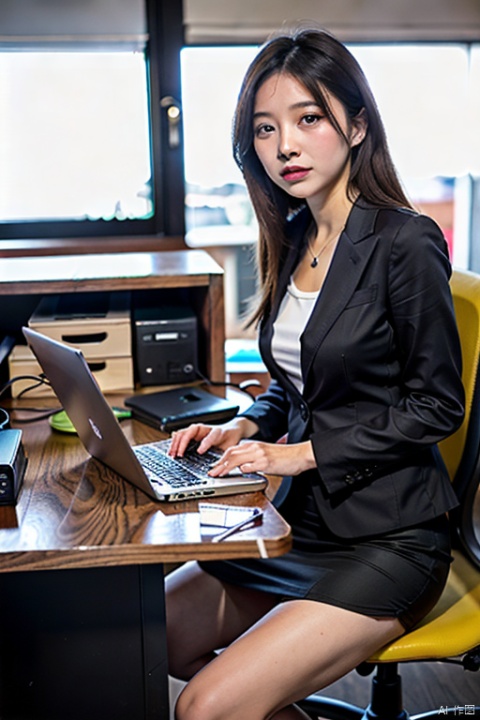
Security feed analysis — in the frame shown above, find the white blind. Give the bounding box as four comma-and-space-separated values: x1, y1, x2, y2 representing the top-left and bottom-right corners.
0, 0, 147, 47
184, 0, 480, 44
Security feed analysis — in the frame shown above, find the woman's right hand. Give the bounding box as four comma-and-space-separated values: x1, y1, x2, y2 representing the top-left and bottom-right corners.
168, 417, 259, 458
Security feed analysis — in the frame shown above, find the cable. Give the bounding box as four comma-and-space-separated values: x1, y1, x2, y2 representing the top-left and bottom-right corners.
12, 408, 63, 424
0, 374, 60, 426
196, 370, 262, 400
0, 407, 9, 430
0, 373, 128, 431
0, 374, 52, 399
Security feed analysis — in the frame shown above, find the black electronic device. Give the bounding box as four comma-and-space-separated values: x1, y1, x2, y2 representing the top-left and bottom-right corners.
124, 386, 240, 432
0, 429, 27, 505
133, 306, 198, 386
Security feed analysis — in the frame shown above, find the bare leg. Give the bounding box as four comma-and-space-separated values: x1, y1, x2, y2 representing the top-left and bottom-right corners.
166, 563, 310, 718
165, 561, 280, 681
173, 597, 405, 720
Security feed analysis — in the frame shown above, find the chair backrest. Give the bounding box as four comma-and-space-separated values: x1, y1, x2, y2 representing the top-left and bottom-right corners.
438, 268, 480, 568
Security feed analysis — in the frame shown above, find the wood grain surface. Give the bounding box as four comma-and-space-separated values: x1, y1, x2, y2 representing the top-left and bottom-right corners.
0, 397, 291, 573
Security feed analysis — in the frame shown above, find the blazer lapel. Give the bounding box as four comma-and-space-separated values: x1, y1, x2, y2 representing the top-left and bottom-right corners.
301, 201, 380, 382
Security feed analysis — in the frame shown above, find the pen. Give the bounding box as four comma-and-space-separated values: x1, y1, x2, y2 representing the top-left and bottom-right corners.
211, 508, 263, 543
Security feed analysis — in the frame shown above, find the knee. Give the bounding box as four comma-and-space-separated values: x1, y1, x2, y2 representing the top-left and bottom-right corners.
174, 682, 223, 720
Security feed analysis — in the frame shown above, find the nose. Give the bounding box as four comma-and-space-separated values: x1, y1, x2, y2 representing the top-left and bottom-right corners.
277, 127, 299, 160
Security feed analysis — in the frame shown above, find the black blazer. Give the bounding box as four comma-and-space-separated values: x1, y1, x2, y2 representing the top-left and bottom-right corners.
242, 198, 465, 539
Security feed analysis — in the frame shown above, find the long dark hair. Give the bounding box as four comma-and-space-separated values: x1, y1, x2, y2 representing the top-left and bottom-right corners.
233, 27, 413, 325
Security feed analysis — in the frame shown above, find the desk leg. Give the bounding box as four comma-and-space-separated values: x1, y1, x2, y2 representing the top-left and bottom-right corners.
0, 563, 169, 720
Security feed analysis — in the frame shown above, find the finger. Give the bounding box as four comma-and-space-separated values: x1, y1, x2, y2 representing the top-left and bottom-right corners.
176, 425, 206, 457
168, 430, 184, 456
207, 455, 227, 476
208, 450, 240, 476
170, 425, 202, 457
239, 462, 255, 474
209, 446, 249, 476
197, 427, 221, 454
227, 445, 270, 473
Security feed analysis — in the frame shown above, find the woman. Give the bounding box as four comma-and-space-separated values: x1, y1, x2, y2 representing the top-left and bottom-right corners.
166, 27, 465, 720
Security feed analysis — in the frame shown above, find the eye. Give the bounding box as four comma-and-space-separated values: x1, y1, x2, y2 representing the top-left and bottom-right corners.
254, 123, 275, 138
300, 113, 323, 126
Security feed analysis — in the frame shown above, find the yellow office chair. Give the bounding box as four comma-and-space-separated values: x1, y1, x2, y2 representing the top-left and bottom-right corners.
299, 267, 480, 720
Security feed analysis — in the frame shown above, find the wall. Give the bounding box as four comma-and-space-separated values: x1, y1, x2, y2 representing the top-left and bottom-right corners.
0, 0, 146, 43
184, 0, 480, 43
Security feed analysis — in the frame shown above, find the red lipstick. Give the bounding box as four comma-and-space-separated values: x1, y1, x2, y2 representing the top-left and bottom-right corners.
281, 165, 311, 182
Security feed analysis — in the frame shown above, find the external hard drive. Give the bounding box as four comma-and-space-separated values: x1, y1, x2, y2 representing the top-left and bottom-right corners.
0, 429, 27, 505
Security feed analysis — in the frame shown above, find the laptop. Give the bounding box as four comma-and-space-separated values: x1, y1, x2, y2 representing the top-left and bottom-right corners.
22, 327, 267, 502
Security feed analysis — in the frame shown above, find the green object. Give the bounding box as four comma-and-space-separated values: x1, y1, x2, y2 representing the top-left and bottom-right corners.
49, 407, 131, 434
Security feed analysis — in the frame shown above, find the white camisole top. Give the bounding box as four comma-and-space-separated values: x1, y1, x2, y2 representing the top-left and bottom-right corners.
271, 277, 320, 394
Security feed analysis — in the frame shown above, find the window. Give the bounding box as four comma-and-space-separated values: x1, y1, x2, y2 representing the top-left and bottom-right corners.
181, 42, 479, 267
469, 45, 480, 272
0, 0, 185, 240
0, 51, 152, 225
181, 46, 258, 248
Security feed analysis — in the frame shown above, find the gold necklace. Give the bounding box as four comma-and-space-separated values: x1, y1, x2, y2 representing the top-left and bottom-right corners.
307, 230, 342, 268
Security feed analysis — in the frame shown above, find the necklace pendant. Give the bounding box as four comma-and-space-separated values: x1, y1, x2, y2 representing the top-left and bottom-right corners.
310, 257, 318, 268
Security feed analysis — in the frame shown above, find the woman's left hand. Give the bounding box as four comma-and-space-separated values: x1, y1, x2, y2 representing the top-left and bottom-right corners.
208, 439, 317, 477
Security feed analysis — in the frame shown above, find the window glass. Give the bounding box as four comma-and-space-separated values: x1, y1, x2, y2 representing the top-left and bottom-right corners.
0, 51, 152, 224
181, 43, 473, 266
350, 44, 470, 263
181, 46, 258, 247
469, 45, 480, 272
470, 45, 480, 176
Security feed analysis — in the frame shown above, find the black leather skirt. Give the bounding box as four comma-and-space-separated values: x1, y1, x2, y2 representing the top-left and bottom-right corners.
199, 483, 452, 631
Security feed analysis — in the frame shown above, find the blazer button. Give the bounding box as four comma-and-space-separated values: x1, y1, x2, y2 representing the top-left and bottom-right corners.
344, 474, 355, 485
299, 403, 309, 421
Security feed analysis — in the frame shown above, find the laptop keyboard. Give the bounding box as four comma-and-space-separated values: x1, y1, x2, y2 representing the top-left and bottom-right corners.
134, 441, 222, 489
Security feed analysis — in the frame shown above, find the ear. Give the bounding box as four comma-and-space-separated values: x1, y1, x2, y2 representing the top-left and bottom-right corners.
350, 108, 368, 148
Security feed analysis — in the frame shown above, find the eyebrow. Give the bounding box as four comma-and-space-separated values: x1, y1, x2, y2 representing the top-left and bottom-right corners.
253, 100, 322, 120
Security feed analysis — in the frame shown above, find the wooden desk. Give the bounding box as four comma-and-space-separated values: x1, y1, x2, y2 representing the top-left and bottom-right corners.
0, 249, 227, 384
0, 401, 291, 720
